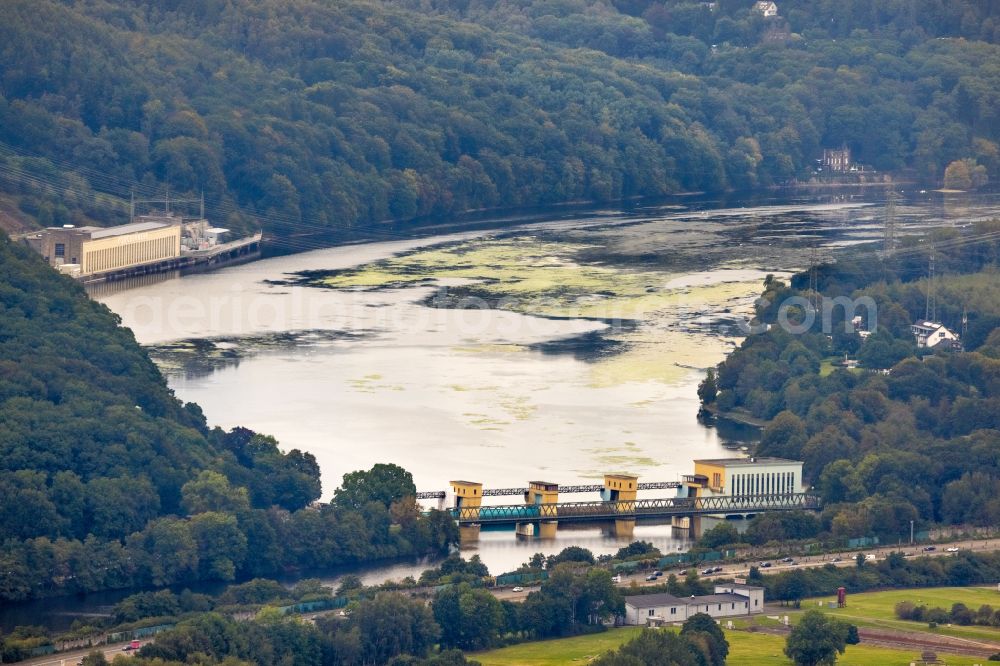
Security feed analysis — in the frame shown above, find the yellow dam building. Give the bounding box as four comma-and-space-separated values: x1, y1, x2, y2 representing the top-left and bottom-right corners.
29, 219, 181, 278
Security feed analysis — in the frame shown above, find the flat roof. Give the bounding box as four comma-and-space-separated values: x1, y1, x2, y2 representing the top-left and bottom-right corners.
528, 481, 559, 488
625, 592, 751, 609
605, 473, 638, 479
625, 593, 683, 608
686, 593, 747, 605
89, 221, 172, 239
450, 480, 481, 486
46, 225, 100, 233
625, 592, 747, 608
694, 457, 801, 467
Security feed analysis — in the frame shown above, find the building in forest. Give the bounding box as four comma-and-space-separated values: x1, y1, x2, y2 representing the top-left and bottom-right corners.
26, 218, 181, 278
753, 1, 778, 17
822, 146, 852, 172
911, 320, 962, 350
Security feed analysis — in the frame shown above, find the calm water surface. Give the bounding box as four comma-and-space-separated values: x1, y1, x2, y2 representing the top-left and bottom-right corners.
4, 191, 994, 633
91, 190, 998, 577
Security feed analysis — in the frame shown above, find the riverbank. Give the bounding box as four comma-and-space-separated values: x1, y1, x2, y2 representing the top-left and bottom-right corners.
76, 192, 999, 618
699, 404, 769, 429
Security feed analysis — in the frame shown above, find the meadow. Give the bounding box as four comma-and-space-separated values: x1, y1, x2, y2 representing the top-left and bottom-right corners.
475, 586, 1000, 665
474, 626, 985, 665
801, 586, 1000, 645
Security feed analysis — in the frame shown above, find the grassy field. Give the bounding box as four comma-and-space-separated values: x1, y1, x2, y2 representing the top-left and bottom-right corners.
801, 586, 1000, 644
475, 587, 1000, 665
820, 357, 863, 377
474, 627, 985, 665
725, 631, 983, 666
474, 628, 642, 666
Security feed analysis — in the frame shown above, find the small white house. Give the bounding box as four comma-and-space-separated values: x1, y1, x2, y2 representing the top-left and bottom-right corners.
753, 1, 778, 18
624, 584, 764, 626
911, 321, 961, 350
714, 583, 765, 610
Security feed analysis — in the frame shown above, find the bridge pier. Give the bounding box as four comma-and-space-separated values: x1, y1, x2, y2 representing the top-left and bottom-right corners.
611, 518, 635, 539
460, 524, 481, 544
451, 480, 483, 543
515, 521, 558, 539
600, 474, 639, 539
671, 515, 704, 539
690, 515, 703, 539
517, 481, 559, 539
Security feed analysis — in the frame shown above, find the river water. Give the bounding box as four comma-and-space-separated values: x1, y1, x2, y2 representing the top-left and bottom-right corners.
3, 190, 996, 632
0, 190, 956, 630
90, 190, 1000, 573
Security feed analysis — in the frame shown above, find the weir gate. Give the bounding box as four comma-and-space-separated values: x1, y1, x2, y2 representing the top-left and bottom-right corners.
416, 469, 820, 541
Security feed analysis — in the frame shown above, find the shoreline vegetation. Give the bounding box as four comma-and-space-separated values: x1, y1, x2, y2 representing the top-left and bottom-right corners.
8, 539, 1000, 666
697, 220, 1000, 547
698, 404, 770, 429
3, 217, 996, 664
1, 0, 999, 663
0, 235, 460, 606
0, 1, 997, 241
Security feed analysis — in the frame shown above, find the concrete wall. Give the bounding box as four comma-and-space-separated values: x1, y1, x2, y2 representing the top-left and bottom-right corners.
686, 599, 751, 619
727, 463, 803, 496
82, 225, 180, 275
625, 595, 755, 625
35, 229, 87, 266
625, 602, 686, 626
714, 584, 764, 612
691, 460, 804, 498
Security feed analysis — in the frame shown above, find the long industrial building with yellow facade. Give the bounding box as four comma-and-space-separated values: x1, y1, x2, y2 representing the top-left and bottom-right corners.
27, 218, 181, 278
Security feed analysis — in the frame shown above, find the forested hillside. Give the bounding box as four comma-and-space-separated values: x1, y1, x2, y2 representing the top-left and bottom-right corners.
0, 0, 997, 240
0, 234, 457, 601
700, 222, 1000, 543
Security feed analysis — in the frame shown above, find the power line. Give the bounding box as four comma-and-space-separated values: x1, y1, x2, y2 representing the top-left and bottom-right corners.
3, 141, 999, 260
924, 248, 936, 322
883, 184, 897, 258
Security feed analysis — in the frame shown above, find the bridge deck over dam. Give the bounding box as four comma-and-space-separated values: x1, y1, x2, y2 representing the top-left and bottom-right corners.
415, 481, 680, 500
451, 493, 820, 525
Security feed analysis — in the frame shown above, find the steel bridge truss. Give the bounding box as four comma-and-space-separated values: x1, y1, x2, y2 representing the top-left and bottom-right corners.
415, 481, 681, 500
453, 493, 820, 524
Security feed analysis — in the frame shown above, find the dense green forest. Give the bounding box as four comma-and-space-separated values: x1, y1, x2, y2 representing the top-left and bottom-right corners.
1, 545, 724, 666
700, 221, 1000, 543
0, 233, 457, 602
0, 0, 998, 241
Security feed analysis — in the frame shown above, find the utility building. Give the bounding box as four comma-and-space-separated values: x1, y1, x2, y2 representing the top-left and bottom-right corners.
624, 584, 764, 625
27, 219, 181, 278
674, 457, 805, 536
681, 457, 804, 499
